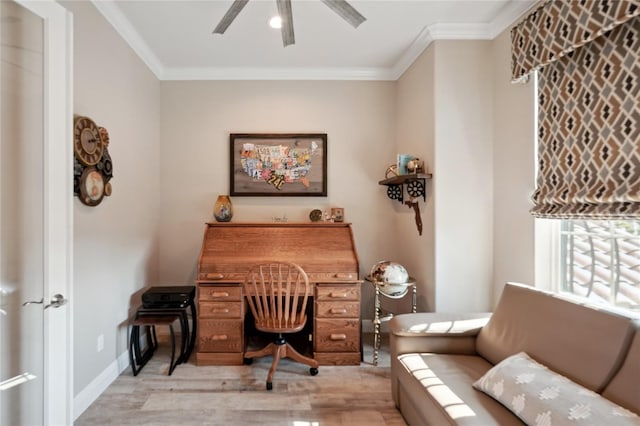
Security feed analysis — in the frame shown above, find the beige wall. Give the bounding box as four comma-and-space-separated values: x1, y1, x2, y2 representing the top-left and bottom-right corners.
158, 81, 397, 316
433, 40, 495, 312
63, 1, 538, 414
61, 0, 162, 397
394, 24, 537, 313
395, 46, 436, 311
490, 30, 536, 303
395, 40, 496, 312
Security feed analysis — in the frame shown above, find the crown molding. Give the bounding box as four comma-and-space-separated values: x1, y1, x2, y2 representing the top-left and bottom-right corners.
387, 1, 535, 79
387, 26, 435, 80
90, 0, 164, 78
159, 66, 397, 81
92, 0, 534, 81
488, 0, 536, 38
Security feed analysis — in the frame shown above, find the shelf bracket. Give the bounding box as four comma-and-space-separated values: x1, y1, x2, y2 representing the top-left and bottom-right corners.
378, 173, 431, 203
386, 184, 403, 203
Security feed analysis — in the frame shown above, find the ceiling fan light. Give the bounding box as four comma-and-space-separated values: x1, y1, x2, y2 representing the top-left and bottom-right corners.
269, 15, 282, 29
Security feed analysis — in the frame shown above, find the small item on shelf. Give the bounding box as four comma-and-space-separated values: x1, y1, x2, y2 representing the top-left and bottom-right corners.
272, 214, 288, 222
309, 209, 323, 222
406, 158, 424, 174
331, 207, 344, 222
385, 164, 398, 179
213, 195, 233, 222
397, 154, 413, 175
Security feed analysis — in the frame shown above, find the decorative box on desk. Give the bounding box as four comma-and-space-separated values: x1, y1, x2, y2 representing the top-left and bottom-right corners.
195, 222, 362, 366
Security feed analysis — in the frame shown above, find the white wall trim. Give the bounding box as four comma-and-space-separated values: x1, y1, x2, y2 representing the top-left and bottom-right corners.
73, 350, 130, 421
90, 0, 164, 77
93, 1, 535, 81
488, 0, 535, 39
388, 25, 435, 80
160, 66, 396, 81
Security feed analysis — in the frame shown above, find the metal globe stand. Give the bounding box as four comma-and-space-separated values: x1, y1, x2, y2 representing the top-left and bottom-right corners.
365, 275, 417, 366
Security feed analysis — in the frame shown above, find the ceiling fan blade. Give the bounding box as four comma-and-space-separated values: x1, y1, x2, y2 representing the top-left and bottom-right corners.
320, 0, 366, 28
277, 0, 295, 47
213, 0, 250, 34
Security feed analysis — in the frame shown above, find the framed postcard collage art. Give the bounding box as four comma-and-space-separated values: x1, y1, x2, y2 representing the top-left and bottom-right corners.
230, 133, 327, 197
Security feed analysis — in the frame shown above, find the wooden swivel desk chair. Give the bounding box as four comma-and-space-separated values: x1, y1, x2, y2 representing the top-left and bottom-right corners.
242, 262, 319, 390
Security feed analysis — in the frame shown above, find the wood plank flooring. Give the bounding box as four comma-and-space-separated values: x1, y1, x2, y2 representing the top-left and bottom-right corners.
75, 333, 407, 425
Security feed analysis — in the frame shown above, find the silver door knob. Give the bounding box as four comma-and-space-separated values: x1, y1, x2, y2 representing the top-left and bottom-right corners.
22, 298, 44, 306
44, 294, 67, 309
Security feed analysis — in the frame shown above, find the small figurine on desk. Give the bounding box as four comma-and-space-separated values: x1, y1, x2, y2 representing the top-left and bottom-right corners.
272, 214, 288, 223
405, 199, 422, 236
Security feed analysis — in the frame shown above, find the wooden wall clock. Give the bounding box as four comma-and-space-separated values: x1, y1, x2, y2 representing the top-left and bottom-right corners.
73, 115, 113, 206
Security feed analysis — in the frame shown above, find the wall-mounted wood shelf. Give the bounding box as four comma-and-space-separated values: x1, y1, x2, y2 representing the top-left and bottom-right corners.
378, 173, 432, 203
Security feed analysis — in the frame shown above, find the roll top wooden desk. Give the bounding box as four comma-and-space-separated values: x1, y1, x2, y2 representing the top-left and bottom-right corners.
195, 222, 362, 366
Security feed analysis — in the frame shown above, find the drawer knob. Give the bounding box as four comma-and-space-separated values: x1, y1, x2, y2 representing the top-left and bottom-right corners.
211, 334, 228, 341
207, 273, 224, 280
329, 292, 347, 298
333, 273, 353, 279
330, 333, 347, 341
330, 308, 347, 314
212, 308, 230, 314
211, 292, 230, 298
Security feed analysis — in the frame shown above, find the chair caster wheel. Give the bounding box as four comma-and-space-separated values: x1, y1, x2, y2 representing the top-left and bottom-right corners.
266, 382, 273, 390
310, 367, 318, 376
243, 358, 253, 365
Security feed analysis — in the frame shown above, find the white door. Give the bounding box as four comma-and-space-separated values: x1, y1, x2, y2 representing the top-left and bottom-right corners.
0, 1, 72, 424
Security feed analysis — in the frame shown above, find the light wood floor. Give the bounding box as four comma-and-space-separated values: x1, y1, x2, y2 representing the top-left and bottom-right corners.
75, 333, 407, 425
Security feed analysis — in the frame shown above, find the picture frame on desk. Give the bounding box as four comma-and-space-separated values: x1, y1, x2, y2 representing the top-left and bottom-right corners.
331, 207, 344, 222
229, 133, 327, 197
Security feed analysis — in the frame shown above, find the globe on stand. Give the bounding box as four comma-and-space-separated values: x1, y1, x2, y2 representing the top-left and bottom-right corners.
368, 261, 411, 298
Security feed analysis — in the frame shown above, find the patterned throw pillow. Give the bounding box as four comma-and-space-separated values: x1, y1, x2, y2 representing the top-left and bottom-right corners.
473, 352, 640, 426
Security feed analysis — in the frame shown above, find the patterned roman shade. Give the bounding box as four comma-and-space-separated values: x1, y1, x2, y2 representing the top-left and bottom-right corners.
511, 1, 640, 83
511, 1, 640, 218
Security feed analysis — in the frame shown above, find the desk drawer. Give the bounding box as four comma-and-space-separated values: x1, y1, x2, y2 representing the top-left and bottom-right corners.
315, 301, 360, 318
315, 285, 360, 301
199, 301, 243, 319
314, 318, 360, 352
198, 319, 243, 352
199, 286, 241, 301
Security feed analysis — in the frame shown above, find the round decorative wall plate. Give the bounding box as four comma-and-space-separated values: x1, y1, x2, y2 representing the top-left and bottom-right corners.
78, 166, 105, 207
309, 209, 323, 222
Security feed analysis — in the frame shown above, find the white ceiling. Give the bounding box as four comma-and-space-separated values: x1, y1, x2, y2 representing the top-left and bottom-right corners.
93, 0, 536, 80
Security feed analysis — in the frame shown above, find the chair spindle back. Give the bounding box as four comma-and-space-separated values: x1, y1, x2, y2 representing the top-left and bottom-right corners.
243, 262, 310, 333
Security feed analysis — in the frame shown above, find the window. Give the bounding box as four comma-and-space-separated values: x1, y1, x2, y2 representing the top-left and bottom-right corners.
560, 220, 640, 312
513, 2, 640, 314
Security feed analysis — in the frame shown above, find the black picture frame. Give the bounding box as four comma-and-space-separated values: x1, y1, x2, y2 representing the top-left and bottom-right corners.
229, 133, 327, 197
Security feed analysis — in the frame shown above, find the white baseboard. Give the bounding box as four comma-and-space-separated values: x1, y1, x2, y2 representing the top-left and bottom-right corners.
73, 350, 130, 421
